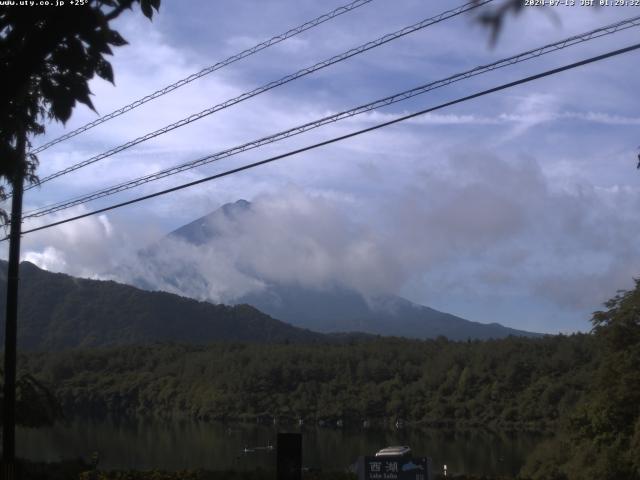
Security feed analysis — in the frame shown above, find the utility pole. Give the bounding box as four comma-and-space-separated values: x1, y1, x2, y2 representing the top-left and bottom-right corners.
2, 129, 26, 480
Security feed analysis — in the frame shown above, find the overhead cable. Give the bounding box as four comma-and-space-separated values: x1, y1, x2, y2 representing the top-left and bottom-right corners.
23, 14, 640, 219
10, 42, 639, 240
23, 0, 492, 193
29, 0, 376, 155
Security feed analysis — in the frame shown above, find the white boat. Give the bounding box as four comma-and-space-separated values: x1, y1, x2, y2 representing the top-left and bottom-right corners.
375, 445, 412, 458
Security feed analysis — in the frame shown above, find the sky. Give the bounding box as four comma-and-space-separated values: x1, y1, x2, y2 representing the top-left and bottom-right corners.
3, 0, 640, 334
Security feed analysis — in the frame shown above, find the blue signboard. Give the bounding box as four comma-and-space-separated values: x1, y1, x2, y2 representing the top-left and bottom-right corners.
357, 456, 432, 480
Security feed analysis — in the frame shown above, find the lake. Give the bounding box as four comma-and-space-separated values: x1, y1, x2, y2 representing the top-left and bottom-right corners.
16, 418, 545, 476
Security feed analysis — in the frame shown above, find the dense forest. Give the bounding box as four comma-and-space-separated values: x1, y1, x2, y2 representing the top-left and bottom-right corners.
19, 334, 595, 431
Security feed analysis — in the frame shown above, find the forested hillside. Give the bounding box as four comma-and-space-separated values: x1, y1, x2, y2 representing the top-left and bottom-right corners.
0, 261, 327, 350
20, 334, 595, 431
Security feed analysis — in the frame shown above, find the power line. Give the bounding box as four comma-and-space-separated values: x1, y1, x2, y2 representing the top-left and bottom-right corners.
28, 0, 375, 155
10, 42, 639, 241
22, 14, 640, 219
23, 0, 492, 193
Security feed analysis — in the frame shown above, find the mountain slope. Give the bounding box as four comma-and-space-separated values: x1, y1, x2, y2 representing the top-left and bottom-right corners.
0, 261, 326, 351
239, 284, 537, 340
136, 199, 541, 340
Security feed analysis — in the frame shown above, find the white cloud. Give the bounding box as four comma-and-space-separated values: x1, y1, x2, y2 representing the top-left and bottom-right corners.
106, 150, 640, 336
23, 246, 67, 272
17, 206, 155, 280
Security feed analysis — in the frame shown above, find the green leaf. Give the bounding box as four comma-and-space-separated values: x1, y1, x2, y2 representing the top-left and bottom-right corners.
106, 29, 128, 47
76, 86, 96, 112
50, 95, 74, 124
40, 79, 55, 101
96, 58, 114, 84
140, 0, 153, 19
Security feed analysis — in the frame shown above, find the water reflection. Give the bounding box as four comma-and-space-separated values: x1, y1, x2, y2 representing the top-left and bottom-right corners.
17, 418, 544, 475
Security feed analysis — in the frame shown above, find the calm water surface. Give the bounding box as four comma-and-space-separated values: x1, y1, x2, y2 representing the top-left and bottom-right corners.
17, 418, 544, 476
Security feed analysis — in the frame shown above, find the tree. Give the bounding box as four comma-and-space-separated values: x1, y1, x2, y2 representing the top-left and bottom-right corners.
0, 369, 62, 428
578, 280, 640, 479
0, 1, 160, 476
522, 281, 640, 479
0, 0, 160, 220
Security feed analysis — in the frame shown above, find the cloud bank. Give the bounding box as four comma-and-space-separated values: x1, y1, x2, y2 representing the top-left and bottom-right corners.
17, 149, 639, 335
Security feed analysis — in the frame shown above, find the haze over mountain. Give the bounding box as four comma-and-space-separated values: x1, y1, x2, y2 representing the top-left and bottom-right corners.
129, 200, 540, 340
0, 260, 327, 351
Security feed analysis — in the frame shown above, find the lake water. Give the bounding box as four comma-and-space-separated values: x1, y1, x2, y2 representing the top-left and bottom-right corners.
16, 418, 544, 476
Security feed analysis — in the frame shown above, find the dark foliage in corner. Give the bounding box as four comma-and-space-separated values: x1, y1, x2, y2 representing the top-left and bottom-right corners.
0, 368, 61, 427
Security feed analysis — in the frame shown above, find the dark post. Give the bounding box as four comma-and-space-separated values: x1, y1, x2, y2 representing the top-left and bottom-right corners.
277, 432, 302, 480
2, 129, 26, 480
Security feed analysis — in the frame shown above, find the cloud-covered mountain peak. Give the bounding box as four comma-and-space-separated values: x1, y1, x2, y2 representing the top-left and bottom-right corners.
129, 198, 541, 340
169, 199, 251, 246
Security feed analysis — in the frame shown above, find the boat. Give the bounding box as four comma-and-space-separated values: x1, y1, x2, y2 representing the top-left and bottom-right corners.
375, 445, 412, 458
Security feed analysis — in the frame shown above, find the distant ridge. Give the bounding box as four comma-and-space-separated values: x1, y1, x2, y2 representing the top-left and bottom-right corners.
136, 199, 542, 341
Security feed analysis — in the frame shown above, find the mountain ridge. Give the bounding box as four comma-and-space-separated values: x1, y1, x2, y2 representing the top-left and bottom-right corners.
0, 260, 335, 351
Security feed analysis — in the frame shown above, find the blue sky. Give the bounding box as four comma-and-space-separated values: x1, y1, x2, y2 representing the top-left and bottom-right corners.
4, 0, 640, 334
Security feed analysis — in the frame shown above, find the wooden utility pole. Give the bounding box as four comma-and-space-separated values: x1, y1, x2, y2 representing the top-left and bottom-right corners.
2, 129, 26, 480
